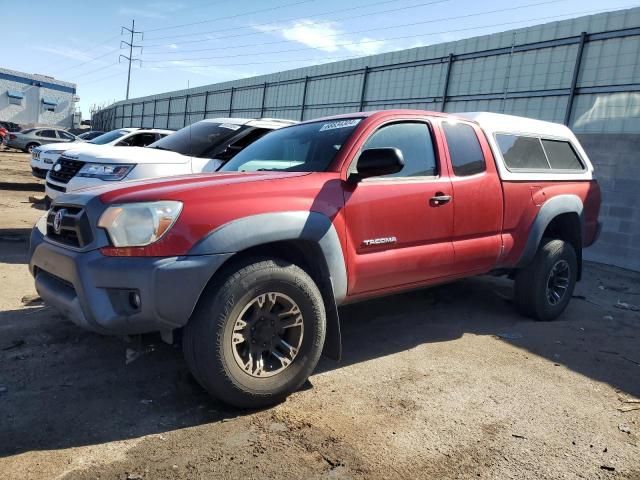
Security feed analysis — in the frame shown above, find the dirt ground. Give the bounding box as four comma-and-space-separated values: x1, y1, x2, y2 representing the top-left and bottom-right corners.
0, 150, 638, 479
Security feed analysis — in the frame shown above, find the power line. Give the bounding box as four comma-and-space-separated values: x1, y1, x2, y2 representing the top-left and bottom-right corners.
141, 5, 637, 69
141, 0, 564, 50
79, 69, 128, 87
51, 48, 121, 74
42, 34, 121, 73
144, 0, 401, 42
145, 0, 316, 33
141, 0, 568, 61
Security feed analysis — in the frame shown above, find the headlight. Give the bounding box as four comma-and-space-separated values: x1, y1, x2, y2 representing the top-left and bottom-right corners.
77, 163, 135, 181
98, 201, 183, 247
46, 150, 66, 156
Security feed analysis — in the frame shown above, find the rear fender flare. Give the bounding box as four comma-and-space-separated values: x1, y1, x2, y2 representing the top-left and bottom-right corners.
517, 194, 584, 268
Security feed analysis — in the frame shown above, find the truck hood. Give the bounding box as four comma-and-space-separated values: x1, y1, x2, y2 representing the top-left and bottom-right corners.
57, 170, 342, 257
62, 146, 190, 164
94, 171, 312, 203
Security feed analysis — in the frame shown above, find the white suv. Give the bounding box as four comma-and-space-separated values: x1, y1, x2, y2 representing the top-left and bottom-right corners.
45, 118, 296, 201
32, 128, 173, 180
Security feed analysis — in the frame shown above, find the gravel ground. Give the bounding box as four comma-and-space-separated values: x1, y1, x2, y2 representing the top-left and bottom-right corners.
0, 150, 638, 479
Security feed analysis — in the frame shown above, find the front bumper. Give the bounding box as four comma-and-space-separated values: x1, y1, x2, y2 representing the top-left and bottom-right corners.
31, 167, 48, 179
29, 227, 232, 335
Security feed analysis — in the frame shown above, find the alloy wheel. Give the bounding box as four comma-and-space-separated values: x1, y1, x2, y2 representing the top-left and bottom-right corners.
231, 292, 304, 378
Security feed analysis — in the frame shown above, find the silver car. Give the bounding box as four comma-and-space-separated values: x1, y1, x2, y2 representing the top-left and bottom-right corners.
6, 128, 78, 153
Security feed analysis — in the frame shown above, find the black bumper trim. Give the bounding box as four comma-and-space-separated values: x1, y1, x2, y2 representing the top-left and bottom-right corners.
29, 228, 232, 335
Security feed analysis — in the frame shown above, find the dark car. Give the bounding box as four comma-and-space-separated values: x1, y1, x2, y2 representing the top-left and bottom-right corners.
77, 131, 105, 141
0, 121, 21, 133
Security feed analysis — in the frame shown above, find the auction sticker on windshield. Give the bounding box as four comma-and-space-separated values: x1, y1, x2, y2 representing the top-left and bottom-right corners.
319, 119, 361, 131
219, 123, 242, 130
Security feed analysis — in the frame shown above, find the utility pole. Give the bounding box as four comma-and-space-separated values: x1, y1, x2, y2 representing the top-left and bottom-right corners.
119, 20, 143, 100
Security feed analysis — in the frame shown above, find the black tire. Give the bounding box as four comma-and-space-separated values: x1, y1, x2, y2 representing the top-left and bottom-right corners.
183, 258, 326, 408
514, 238, 577, 321
25, 143, 39, 153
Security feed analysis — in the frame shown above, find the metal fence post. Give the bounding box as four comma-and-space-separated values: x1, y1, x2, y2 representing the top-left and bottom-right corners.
440, 54, 454, 112
152, 99, 157, 128
167, 97, 172, 129
300, 76, 309, 121
129, 103, 133, 127
229, 87, 235, 117
359, 67, 369, 111
183, 95, 190, 128
260, 82, 267, 117
564, 31, 587, 126
203, 92, 210, 119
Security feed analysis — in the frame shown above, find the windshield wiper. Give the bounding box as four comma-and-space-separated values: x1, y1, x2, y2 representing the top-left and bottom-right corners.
149, 145, 172, 151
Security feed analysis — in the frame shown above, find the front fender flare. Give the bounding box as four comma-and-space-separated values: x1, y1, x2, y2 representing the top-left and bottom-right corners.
189, 211, 347, 360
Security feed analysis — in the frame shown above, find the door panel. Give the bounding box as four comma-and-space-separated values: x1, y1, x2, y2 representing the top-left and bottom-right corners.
343, 120, 454, 296
344, 179, 454, 294
440, 121, 504, 274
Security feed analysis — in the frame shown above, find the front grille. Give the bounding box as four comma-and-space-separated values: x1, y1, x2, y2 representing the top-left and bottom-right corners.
46, 181, 66, 193
46, 205, 93, 248
48, 156, 85, 184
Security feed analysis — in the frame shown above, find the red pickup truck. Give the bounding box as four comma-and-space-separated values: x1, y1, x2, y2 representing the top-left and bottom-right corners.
29, 110, 601, 408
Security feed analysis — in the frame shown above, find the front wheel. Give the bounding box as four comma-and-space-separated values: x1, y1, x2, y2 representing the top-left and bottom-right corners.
183, 258, 326, 408
514, 238, 577, 321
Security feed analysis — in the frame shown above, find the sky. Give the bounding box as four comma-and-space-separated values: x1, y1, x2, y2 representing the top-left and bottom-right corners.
2, 0, 636, 118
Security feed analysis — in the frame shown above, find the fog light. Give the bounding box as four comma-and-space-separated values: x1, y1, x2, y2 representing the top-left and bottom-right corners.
129, 291, 141, 309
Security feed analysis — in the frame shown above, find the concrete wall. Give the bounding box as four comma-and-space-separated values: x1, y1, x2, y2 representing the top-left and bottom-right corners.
579, 134, 640, 272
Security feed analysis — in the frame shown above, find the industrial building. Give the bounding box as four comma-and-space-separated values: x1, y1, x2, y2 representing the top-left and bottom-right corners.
91, 7, 640, 271
0, 67, 78, 128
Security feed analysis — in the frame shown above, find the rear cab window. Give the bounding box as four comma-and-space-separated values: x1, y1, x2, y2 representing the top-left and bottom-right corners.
442, 122, 486, 176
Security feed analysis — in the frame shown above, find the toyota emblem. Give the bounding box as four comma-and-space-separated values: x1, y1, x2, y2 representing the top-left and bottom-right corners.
53, 163, 62, 172
53, 209, 66, 234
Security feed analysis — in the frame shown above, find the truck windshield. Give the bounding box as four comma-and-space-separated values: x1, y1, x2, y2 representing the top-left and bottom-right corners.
147, 122, 247, 158
221, 118, 362, 172
89, 129, 129, 145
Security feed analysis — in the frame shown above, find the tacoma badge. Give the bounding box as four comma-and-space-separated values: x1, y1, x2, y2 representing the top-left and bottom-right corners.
362, 236, 397, 246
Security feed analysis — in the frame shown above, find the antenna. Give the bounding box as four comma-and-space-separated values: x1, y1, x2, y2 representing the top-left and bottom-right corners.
120, 19, 143, 100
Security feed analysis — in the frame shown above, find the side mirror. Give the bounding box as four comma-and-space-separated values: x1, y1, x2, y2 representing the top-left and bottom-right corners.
348, 147, 404, 183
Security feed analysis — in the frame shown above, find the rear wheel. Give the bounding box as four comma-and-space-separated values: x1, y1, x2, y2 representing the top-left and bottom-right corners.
183, 258, 326, 408
25, 143, 39, 153
514, 238, 577, 321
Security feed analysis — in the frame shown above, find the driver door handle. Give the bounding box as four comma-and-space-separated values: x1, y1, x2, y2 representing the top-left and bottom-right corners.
430, 193, 452, 206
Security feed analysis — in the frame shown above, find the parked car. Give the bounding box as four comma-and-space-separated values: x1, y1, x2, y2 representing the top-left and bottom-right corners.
44, 118, 294, 200
6, 128, 78, 153
0, 121, 21, 133
32, 128, 170, 181
29, 110, 601, 408
78, 131, 104, 140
